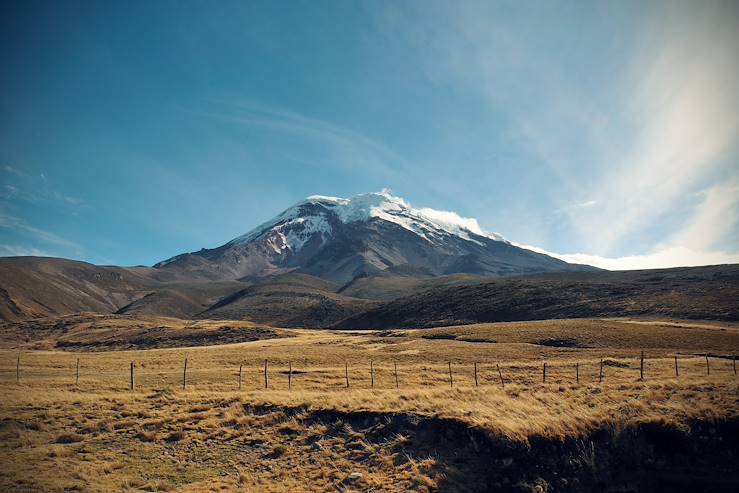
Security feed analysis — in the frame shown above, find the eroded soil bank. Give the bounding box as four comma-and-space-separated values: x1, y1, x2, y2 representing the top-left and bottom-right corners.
2, 393, 738, 492
285, 407, 739, 492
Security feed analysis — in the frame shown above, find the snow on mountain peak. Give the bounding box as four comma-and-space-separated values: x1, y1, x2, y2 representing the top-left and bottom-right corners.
306, 190, 506, 244
230, 190, 507, 252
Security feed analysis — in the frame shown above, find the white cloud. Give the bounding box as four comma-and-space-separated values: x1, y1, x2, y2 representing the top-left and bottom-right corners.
416, 207, 487, 237
568, 2, 739, 254
524, 246, 739, 271
381, 1, 739, 265
555, 200, 598, 213
669, 181, 739, 252
520, 179, 739, 270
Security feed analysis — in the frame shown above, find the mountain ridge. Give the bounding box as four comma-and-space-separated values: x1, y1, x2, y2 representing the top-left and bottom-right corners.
5, 191, 735, 328
0, 256, 737, 326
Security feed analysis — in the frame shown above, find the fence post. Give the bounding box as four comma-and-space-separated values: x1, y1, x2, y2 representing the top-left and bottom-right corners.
76, 358, 80, 386
474, 362, 478, 387
345, 362, 349, 388
370, 360, 374, 388
130, 361, 134, 390
675, 355, 679, 377
239, 364, 243, 390
734, 355, 737, 376
705, 354, 710, 376
394, 361, 399, 388
264, 360, 268, 389
289, 362, 292, 390
639, 351, 644, 381
497, 363, 504, 388
16, 355, 20, 383
183, 358, 188, 390
599, 359, 603, 383
543, 362, 547, 383
576, 362, 579, 384
447, 362, 453, 388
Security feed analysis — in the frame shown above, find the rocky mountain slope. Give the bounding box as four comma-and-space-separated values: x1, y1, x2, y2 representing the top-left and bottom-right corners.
154, 191, 596, 283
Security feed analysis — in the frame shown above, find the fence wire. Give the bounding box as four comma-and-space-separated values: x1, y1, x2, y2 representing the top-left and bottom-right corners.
1, 354, 736, 391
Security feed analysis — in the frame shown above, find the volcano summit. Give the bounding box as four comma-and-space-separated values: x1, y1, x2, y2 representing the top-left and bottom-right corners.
154, 191, 594, 283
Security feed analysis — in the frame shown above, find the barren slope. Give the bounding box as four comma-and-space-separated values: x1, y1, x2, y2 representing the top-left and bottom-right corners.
337, 265, 739, 328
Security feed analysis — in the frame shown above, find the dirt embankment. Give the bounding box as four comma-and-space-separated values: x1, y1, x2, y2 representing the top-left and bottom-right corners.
274, 406, 739, 492
3, 389, 737, 492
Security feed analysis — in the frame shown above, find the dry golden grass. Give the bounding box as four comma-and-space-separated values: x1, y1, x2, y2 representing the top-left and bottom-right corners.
1, 317, 738, 492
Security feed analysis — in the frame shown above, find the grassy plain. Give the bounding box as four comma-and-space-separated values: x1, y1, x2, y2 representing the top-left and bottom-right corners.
1, 317, 738, 492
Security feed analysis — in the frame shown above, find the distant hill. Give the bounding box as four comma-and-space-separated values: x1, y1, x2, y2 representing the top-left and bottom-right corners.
0, 256, 245, 322
0, 256, 153, 320
335, 265, 739, 329
1, 256, 737, 328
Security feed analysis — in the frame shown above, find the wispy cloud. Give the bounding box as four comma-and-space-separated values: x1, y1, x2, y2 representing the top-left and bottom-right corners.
1, 184, 18, 199
0, 212, 81, 253
0, 244, 54, 257
194, 100, 408, 182
381, 1, 739, 265
520, 179, 739, 269
555, 200, 598, 214
669, 181, 739, 252
52, 191, 85, 206
1, 166, 85, 208
564, 2, 739, 255
2, 165, 23, 176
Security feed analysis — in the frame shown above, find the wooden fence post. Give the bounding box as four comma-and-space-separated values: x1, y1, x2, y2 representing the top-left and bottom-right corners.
76, 358, 80, 386
705, 354, 710, 376
238, 364, 243, 390
497, 363, 504, 388
599, 359, 603, 383
734, 355, 737, 376
639, 351, 644, 381
543, 362, 547, 383
345, 362, 349, 388
183, 358, 188, 390
288, 362, 292, 390
675, 355, 679, 377
370, 360, 374, 388
447, 362, 453, 388
474, 362, 478, 387
576, 362, 579, 384
16, 355, 20, 383
264, 360, 268, 389
394, 361, 399, 388
130, 361, 134, 390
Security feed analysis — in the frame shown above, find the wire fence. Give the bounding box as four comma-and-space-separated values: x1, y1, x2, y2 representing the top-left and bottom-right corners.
1, 353, 736, 392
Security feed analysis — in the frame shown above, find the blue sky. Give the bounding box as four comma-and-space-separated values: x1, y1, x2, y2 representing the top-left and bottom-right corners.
1, 0, 738, 269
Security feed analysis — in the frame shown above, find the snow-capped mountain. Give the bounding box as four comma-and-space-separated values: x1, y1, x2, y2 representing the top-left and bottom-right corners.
227, 191, 506, 250
154, 191, 594, 283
